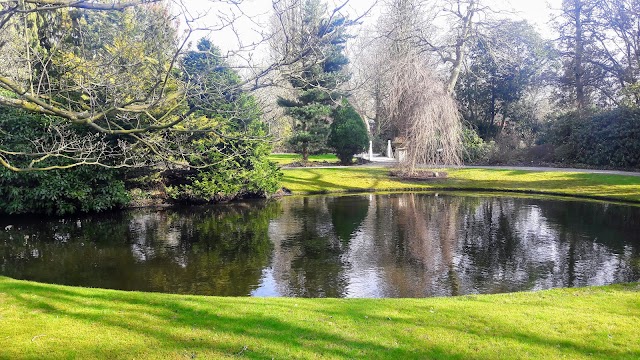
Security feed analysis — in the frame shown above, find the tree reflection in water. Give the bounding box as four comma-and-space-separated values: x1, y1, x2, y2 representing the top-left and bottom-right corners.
1, 193, 639, 297
0, 201, 281, 296
267, 194, 640, 297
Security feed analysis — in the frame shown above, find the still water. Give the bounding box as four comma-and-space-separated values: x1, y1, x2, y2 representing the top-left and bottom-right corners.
1, 193, 639, 298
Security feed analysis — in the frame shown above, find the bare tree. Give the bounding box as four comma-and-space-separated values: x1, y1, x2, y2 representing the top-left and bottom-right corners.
590, 0, 640, 106
416, 0, 489, 94
385, 52, 463, 171
348, 0, 427, 146
351, 0, 462, 171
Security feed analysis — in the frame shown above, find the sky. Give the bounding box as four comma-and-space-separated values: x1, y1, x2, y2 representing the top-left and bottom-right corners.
182, 0, 563, 61
342, 0, 562, 35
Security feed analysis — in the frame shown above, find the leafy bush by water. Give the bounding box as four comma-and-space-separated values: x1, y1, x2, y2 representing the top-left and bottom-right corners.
0, 107, 129, 215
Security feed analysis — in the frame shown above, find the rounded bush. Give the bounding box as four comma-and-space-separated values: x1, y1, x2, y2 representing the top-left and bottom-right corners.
328, 101, 369, 165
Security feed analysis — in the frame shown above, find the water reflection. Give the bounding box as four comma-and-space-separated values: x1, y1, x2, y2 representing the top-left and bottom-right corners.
0, 202, 280, 295
1, 193, 639, 298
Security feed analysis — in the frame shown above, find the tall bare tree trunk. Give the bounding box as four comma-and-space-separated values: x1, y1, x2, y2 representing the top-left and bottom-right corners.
445, 0, 477, 94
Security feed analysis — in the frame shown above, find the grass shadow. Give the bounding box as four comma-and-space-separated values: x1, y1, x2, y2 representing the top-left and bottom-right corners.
1, 279, 639, 359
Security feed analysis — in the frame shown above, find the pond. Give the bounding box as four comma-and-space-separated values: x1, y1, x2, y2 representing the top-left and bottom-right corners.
1, 193, 639, 298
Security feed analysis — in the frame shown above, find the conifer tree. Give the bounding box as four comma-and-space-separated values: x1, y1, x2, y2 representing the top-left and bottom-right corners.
328, 100, 369, 165
277, 0, 351, 161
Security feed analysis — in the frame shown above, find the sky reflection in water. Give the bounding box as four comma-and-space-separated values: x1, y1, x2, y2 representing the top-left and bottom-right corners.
1, 193, 639, 298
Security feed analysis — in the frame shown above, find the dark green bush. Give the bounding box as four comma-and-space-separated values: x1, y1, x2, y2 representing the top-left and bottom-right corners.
546, 107, 640, 168
0, 107, 129, 215
328, 101, 369, 165
0, 166, 129, 215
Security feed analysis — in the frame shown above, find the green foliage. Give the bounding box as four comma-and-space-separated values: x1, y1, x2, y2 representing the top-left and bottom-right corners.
29, 4, 178, 115
328, 101, 368, 164
0, 166, 129, 215
168, 150, 282, 202
461, 127, 492, 163
0, 107, 129, 215
167, 39, 281, 202
284, 103, 333, 158
546, 107, 640, 168
279, 0, 352, 160
456, 20, 554, 139
621, 83, 640, 107
182, 38, 247, 118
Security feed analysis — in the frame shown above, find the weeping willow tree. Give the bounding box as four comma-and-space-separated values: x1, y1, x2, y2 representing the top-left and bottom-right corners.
368, 0, 463, 174
385, 53, 463, 172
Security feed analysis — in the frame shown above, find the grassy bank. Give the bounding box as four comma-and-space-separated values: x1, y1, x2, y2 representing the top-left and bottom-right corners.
0, 277, 638, 359
268, 153, 339, 165
281, 167, 640, 203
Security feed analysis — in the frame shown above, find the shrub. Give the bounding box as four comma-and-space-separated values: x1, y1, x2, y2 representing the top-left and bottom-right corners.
168, 157, 282, 203
0, 107, 129, 215
546, 107, 640, 168
462, 127, 492, 163
328, 101, 369, 165
166, 118, 282, 202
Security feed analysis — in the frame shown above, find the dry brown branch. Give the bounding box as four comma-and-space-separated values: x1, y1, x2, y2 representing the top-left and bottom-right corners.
384, 52, 462, 171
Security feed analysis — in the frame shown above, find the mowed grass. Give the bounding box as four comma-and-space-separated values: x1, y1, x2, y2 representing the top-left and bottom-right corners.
3, 167, 640, 359
282, 167, 640, 202
268, 153, 339, 165
0, 277, 638, 359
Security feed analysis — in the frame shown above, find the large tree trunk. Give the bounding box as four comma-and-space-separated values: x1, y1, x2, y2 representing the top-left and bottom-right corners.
445, 0, 477, 94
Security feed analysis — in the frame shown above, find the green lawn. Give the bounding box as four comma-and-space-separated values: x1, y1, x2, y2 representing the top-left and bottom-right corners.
3, 167, 640, 359
282, 167, 640, 203
1, 277, 638, 359
269, 153, 340, 165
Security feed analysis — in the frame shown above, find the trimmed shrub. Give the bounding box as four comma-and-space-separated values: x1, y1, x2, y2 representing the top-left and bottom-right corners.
328, 101, 369, 165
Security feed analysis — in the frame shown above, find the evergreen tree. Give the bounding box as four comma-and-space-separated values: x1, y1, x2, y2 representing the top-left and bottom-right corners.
328, 100, 369, 165
455, 20, 554, 139
277, 0, 351, 161
168, 38, 281, 202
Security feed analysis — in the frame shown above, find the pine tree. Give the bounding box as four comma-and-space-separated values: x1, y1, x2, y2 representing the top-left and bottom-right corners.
277, 0, 351, 161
